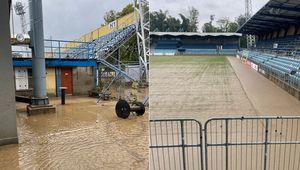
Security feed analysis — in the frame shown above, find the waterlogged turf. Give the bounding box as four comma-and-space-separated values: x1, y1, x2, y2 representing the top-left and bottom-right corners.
150, 55, 227, 64
150, 55, 257, 122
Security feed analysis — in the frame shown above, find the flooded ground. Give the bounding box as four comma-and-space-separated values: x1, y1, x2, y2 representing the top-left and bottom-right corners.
0, 88, 149, 169
150, 55, 257, 123
150, 55, 300, 121
228, 57, 300, 115
149, 55, 300, 170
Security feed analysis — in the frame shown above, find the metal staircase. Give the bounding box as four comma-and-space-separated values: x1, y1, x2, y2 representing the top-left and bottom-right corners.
67, 24, 136, 61
94, 24, 136, 60
62, 1, 149, 101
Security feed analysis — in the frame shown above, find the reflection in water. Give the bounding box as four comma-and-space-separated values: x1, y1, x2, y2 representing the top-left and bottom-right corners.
0, 96, 148, 169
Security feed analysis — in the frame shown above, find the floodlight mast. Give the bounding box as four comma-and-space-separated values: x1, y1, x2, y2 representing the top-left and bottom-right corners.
133, 0, 149, 82
14, 1, 27, 34
245, 0, 256, 48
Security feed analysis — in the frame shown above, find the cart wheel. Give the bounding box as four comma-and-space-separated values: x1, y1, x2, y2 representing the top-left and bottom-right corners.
135, 102, 145, 116
115, 99, 130, 119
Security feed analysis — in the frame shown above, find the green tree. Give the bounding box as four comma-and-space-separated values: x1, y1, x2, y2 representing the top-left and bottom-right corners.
235, 14, 248, 48
216, 17, 230, 32
117, 4, 134, 17
150, 10, 169, 31
103, 10, 117, 24
166, 17, 181, 32
202, 14, 217, 32
103, 4, 134, 25
187, 7, 199, 32
228, 22, 239, 32
179, 14, 190, 32
236, 14, 247, 28
150, 8, 200, 32
202, 22, 217, 32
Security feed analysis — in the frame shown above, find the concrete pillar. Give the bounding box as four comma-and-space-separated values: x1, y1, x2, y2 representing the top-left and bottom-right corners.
29, 0, 48, 105
27, 0, 55, 114
0, 0, 18, 145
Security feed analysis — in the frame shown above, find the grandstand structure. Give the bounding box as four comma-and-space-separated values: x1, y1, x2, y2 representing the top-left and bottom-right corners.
12, 0, 149, 97
237, 0, 300, 99
150, 32, 241, 55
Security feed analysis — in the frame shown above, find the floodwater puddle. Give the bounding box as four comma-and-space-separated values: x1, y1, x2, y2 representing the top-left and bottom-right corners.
0, 96, 148, 169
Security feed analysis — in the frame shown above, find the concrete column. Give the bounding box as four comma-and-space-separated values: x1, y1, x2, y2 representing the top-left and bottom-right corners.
29, 0, 48, 105
27, 0, 55, 114
0, 0, 18, 145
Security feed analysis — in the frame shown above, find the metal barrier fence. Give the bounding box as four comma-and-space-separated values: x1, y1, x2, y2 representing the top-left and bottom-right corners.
204, 117, 300, 170
150, 119, 204, 170
150, 117, 300, 170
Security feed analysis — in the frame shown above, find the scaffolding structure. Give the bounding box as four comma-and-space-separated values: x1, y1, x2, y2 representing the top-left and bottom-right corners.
95, 0, 149, 102
14, 1, 27, 34
245, 0, 256, 48
133, 0, 149, 82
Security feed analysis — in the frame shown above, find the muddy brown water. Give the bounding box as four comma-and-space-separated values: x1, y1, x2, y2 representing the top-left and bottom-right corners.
228, 57, 300, 115
0, 88, 148, 169
149, 55, 300, 170
150, 56, 257, 123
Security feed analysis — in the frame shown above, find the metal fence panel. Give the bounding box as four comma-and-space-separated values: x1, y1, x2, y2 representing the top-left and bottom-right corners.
150, 119, 204, 170
204, 117, 300, 170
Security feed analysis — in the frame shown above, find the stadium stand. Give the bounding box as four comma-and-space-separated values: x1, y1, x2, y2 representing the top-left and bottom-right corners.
237, 0, 300, 98
238, 0, 300, 58
239, 50, 300, 90
63, 24, 136, 60
151, 32, 241, 55
12, 12, 138, 82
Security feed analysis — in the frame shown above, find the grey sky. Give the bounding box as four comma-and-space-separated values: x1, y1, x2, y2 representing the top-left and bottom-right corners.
11, 0, 131, 40
150, 0, 269, 31
10, 0, 270, 39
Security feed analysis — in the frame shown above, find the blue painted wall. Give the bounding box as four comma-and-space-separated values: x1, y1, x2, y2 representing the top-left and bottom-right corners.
13, 58, 97, 67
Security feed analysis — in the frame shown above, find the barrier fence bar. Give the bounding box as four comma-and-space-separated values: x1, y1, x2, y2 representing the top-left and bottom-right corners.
150, 116, 300, 170
150, 119, 204, 170
204, 116, 300, 170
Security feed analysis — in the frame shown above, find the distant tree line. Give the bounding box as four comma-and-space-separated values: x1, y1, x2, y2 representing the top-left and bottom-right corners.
202, 14, 247, 47
150, 8, 248, 47
102, 4, 134, 25
150, 7, 199, 32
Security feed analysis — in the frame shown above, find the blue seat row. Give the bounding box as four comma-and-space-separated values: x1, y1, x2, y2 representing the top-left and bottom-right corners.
255, 35, 300, 59
63, 24, 136, 60
242, 50, 300, 89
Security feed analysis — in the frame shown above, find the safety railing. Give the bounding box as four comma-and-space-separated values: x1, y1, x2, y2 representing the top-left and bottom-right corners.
150, 119, 204, 170
11, 39, 93, 59
150, 116, 300, 170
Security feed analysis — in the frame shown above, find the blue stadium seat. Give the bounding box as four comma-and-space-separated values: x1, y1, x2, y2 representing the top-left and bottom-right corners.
242, 50, 300, 89
64, 24, 136, 60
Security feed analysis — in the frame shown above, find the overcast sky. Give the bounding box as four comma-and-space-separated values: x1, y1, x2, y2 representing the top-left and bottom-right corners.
10, 0, 270, 39
10, 0, 131, 40
150, 0, 269, 31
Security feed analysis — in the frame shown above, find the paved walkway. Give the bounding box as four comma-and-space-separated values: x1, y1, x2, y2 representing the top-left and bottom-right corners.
228, 57, 300, 116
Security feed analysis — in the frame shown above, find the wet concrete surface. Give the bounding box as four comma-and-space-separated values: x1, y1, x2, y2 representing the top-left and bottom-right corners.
150, 55, 257, 123
228, 57, 300, 115
0, 92, 148, 169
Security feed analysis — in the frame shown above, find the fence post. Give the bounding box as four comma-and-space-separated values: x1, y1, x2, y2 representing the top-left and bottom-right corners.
200, 123, 204, 170
180, 120, 186, 170
225, 119, 229, 170
58, 41, 61, 59
263, 118, 269, 170
204, 122, 208, 170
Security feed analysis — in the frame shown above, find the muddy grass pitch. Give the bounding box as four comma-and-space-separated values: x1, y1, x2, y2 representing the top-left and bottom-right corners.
150, 55, 257, 123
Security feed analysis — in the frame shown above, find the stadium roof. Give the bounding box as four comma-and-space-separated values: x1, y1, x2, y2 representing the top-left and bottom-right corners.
237, 0, 300, 35
150, 32, 242, 37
